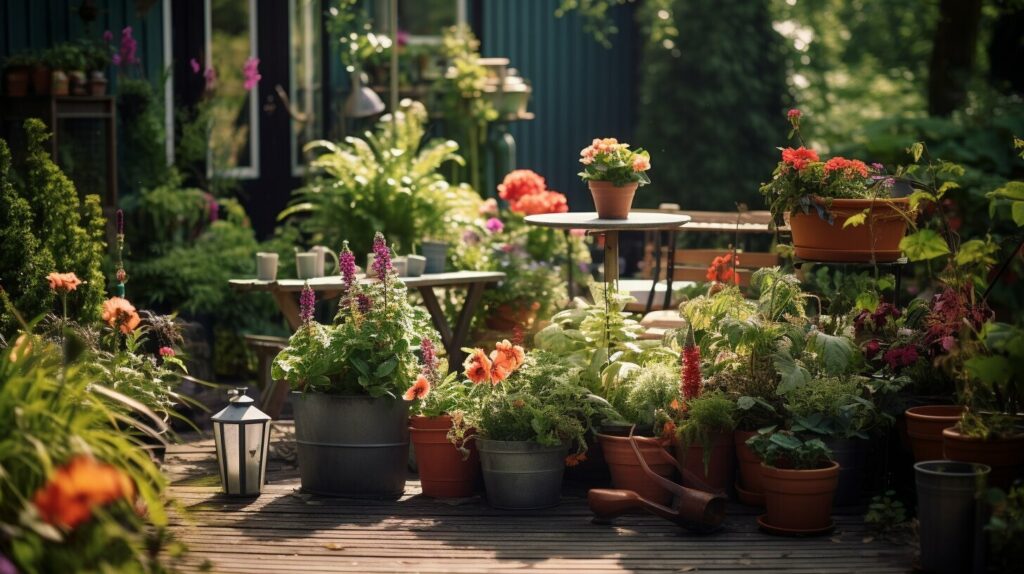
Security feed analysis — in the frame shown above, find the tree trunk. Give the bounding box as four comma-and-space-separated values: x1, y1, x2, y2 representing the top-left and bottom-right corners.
927, 0, 983, 116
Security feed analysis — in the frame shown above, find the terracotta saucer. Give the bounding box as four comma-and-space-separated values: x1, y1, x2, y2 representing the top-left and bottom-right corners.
757, 514, 834, 537
734, 481, 764, 506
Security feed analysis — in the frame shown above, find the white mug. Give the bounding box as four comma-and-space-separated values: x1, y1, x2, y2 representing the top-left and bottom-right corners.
310, 245, 338, 277
256, 252, 279, 281
296, 252, 319, 279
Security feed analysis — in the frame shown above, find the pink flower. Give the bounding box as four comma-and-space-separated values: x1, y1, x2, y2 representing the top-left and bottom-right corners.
203, 66, 217, 91
159, 346, 175, 358
119, 26, 138, 65
787, 109, 802, 120
243, 57, 261, 91
190, 58, 201, 74
632, 155, 651, 172
112, 54, 121, 66
863, 339, 881, 359
485, 218, 504, 233
570, 228, 586, 238
102, 30, 113, 43
479, 198, 498, 215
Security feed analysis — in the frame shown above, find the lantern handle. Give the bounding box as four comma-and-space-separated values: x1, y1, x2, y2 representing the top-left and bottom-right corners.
228, 387, 249, 401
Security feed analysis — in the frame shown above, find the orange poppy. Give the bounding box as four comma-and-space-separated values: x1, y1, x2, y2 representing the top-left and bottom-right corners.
101, 297, 141, 334
47, 272, 82, 292
491, 340, 525, 372
402, 375, 431, 401
463, 348, 492, 385
33, 455, 135, 529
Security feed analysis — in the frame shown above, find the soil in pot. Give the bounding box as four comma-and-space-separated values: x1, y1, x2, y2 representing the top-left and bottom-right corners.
760, 461, 839, 534
905, 405, 963, 462
597, 433, 675, 506
477, 439, 567, 510
915, 461, 990, 574
734, 430, 764, 506
293, 393, 410, 499
409, 415, 479, 498
789, 197, 912, 262
588, 181, 638, 219
676, 432, 734, 493
942, 427, 1024, 490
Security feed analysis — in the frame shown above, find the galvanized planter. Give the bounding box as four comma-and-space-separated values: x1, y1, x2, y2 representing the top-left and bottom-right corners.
292, 392, 409, 499
915, 460, 990, 574
477, 439, 567, 510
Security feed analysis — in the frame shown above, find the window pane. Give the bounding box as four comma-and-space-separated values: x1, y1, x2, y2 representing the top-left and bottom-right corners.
291, 0, 323, 175
209, 0, 256, 174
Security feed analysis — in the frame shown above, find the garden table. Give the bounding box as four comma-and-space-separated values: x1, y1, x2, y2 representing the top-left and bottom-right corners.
229, 271, 505, 366
524, 212, 690, 286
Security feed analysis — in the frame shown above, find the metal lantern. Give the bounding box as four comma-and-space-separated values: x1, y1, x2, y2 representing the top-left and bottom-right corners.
211, 388, 272, 496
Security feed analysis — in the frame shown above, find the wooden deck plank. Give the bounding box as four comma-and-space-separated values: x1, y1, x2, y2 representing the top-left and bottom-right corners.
165, 428, 914, 573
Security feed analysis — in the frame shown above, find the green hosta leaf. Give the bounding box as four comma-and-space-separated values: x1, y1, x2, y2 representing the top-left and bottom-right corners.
855, 291, 879, 313
842, 209, 869, 228
965, 356, 1012, 387
351, 356, 371, 377
774, 351, 811, 395
769, 432, 803, 450
900, 229, 950, 261
807, 330, 856, 374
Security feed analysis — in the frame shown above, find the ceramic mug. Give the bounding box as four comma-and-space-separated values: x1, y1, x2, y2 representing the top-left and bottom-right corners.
310, 245, 338, 277
296, 252, 319, 279
256, 252, 279, 281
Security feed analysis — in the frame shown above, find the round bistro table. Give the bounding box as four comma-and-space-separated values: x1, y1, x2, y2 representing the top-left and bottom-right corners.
524, 212, 691, 284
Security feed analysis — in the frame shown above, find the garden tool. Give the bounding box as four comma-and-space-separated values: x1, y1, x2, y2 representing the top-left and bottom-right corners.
588, 432, 727, 533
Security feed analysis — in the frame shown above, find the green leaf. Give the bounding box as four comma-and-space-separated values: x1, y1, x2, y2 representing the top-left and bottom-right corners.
900, 229, 950, 261
769, 432, 803, 450
988, 181, 1024, 201
955, 239, 999, 267
1013, 202, 1024, 227
908, 142, 924, 163
807, 331, 856, 375
907, 190, 936, 211
937, 181, 960, 197
375, 357, 398, 378
774, 351, 811, 395
965, 356, 1012, 387
855, 291, 879, 312
351, 356, 371, 377
842, 209, 868, 228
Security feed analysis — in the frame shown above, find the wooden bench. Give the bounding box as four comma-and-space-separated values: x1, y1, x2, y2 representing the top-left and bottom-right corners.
243, 334, 290, 419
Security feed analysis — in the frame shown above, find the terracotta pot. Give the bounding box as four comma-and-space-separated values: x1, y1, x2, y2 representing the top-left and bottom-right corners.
905, 405, 964, 462
4, 68, 29, 97
942, 427, 1024, 490
676, 432, 735, 492
760, 461, 839, 532
30, 66, 51, 95
409, 415, 479, 498
789, 197, 912, 262
734, 430, 764, 504
588, 181, 638, 219
485, 301, 540, 332
68, 70, 87, 96
597, 433, 675, 506
88, 71, 108, 96
51, 70, 69, 96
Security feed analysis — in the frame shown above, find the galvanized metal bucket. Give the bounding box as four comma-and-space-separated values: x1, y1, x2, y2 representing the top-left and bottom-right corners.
477, 439, 567, 509
292, 392, 409, 499
915, 460, 990, 574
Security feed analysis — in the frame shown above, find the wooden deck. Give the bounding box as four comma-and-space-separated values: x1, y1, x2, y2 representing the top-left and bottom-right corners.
166, 424, 915, 573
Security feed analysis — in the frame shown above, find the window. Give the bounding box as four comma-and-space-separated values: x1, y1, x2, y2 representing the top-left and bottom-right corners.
290, 0, 323, 176
206, 0, 259, 178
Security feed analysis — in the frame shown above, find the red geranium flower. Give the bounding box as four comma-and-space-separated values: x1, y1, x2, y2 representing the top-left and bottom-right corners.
497, 169, 546, 202
823, 157, 869, 178
781, 147, 819, 171
509, 190, 569, 215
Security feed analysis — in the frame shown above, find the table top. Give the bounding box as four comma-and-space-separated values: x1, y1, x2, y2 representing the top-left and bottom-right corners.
229, 270, 505, 293
524, 212, 691, 231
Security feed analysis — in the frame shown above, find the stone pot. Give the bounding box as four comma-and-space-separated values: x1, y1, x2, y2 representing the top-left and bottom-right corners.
589, 181, 638, 220
420, 241, 448, 274
477, 439, 566, 509
405, 254, 426, 277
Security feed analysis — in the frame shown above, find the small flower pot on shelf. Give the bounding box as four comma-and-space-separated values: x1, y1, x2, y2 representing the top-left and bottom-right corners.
588, 181, 638, 220
31, 65, 51, 95
50, 70, 69, 96
597, 433, 675, 506
477, 439, 567, 509
409, 415, 479, 498
405, 254, 426, 277
88, 70, 108, 96
905, 405, 963, 462
578, 137, 651, 220
420, 241, 448, 274
68, 70, 88, 95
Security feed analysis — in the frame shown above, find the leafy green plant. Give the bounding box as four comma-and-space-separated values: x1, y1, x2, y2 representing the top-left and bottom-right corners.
746, 428, 833, 470
677, 391, 737, 472
734, 395, 780, 432
986, 484, 1024, 573
784, 376, 885, 439
957, 321, 1024, 439
118, 78, 171, 195
603, 361, 678, 431
864, 490, 908, 534
283, 99, 481, 256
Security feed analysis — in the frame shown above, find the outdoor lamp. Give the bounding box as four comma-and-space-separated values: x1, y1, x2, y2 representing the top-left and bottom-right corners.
345, 71, 385, 118
211, 388, 272, 496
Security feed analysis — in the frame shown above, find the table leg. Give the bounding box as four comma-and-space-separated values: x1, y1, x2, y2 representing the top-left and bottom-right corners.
449, 282, 486, 368
563, 229, 575, 300
417, 286, 454, 349
663, 231, 677, 310
272, 291, 302, 331
645, 231, 663, 314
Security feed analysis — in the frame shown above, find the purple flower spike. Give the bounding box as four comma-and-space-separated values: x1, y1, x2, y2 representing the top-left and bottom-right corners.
339, 240, 357, 289
357, 293, 372, 314
420, 337, 437, 379
190, 58, 201, 74
299, 283, 315, 324
243, 57, 262, 91
371, 232, 393, 279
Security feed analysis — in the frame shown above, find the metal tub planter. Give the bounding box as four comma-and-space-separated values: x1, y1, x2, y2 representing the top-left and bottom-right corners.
292, 392, 410, 499
477, 439, 567, 509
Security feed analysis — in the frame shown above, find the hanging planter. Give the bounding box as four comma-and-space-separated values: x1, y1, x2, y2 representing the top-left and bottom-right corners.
788, 197, 913, 262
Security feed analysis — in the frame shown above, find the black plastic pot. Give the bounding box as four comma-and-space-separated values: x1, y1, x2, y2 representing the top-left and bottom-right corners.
826, 437, 866, 506
915, 460, 990, 574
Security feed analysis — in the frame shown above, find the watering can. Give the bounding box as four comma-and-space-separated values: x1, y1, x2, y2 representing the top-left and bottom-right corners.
588, 430, 727, 533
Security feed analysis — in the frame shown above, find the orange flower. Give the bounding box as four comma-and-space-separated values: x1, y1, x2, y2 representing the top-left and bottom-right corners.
402, 375, 431, 401
491, 340, 525, 372
661, 420, 677, 439
509, 190, 568, 215
33, 455, 135, 529
101, 297, 141, 334
463, 348, 493, 385
823, 156, 869, 178
565, 452, 588, 467
47, 272, 82, 292
781, 147, 819, 171
497, 169, 546, 202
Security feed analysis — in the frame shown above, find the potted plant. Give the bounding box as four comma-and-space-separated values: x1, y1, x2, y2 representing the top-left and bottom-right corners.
733, 396, 780, 505
472, 350, 601, 509
759, 110, 913, 262
60, 45, 88, 96
748, 429, 839, 535
674, 391, 737, 493
942, 321, 1024, 489
30, 50, 51, 95
45, 46, 70, 96
406, 340, 518, 498
83, 41, 110, 96
598, 361, 679, 506
3, 52, 33, 97
784, 375, 886, 506
272, 234, 439, 498
577, 137, 651, 219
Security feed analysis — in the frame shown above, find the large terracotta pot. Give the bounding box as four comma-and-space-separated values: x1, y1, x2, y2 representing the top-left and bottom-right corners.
942, 427, 1024, 490
676, 432, 734, 492
485, 301, 540, 332
760, 461, 840, 533
597, 433, 675, 506
734, 430, 764, 505
905, 405, 964, 462
789, 197, 912, 262
30, 65, 51, 95
409, 415, 479, 498
589, 181, 638, 219
4, 68, 29, 97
